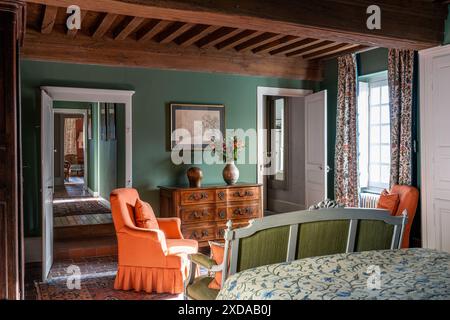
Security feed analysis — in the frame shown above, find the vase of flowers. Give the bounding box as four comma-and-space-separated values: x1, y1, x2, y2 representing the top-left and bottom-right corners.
210, 135, 244, 185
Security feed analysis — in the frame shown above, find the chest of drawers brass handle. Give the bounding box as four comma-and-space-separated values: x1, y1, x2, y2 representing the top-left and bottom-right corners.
233, 190, 253, 197
188, 192, 208, 201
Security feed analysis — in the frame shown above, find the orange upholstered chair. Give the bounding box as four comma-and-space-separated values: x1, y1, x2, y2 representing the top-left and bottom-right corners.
110, 188, 198, 294
389, 185, 419, 248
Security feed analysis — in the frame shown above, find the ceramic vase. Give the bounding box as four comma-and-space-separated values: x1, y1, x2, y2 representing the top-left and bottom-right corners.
223, 161, 239, 185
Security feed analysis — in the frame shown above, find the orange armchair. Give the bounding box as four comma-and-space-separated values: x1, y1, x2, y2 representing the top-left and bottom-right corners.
389, 185, 419, 248
110, 188, 198, 294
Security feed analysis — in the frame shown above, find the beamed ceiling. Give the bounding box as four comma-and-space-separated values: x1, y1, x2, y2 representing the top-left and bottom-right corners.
22, 0, 448, 80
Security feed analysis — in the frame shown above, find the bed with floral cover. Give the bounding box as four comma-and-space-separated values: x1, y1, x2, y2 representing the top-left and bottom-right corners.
217, 248, 450, 300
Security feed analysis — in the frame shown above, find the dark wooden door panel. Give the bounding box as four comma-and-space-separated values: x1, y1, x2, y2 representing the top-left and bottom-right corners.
0, 1, 26, 300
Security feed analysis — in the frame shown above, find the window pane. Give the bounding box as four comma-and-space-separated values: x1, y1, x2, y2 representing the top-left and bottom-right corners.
381, 165, 390, 184
370, 106, 380, 124
381, 104, 390, 123
370, 126, 380, 144
370, 86, 380, 105
370, 145, 380, 163
370, 164, 380, 182
381, 145, 390, 163
381, 85, 389, 104
381, 125, 390, 144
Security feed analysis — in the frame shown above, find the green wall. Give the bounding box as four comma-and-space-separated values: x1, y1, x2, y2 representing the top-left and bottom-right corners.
98, 103, 126, 199
444, 4, 450, 44
21, 59, 319, 237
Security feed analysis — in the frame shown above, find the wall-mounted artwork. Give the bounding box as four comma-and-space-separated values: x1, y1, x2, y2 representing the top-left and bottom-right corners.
100, 103, 107, 141
87, 106, 92, 140
170, 103, 225, 150
107, 103, 116, 141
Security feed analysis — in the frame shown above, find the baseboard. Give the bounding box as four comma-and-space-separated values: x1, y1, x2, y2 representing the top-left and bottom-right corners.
99, 197, 111, 209
25, 237, 42, 263
267, 199, 305, 213
87, 187, 99, 197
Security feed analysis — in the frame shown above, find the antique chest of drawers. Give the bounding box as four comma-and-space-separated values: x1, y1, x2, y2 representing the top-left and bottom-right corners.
159, 183, 263, 247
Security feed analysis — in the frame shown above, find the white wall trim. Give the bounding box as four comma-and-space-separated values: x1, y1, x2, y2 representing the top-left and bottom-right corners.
41, 86, 134, 188
53, 108, 88, 191
87, 187, 99, 197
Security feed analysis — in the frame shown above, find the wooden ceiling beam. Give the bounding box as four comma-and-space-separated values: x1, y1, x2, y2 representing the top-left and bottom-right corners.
114, 16, 145, 40
22, 29, 322, 81
92, 13, 118, 39
303, 43, 358, 60
175, 24, 220, 47
137, 19, 172, 42
314, 45, 371, 61
286, 40, 337, 57
252, 35, 300, 54
41, 5, 58, 34
26, 0, 446, 49
216, 30, 264, 51
67, 10, 87, 37
234, 33, 285, 52
196, 27, 242, 48
270, 38, 322, 55
155, 22, 195, 44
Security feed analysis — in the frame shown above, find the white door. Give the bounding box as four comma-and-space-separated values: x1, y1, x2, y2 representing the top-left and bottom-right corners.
305, 90, 327, 207
421, 47, 450, 253
41, 90, 54, 281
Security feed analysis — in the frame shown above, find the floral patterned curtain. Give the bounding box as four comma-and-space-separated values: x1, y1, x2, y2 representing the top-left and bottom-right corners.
334, 54, 359, 207
64, 118, 77, 156
388, 49, 414, 186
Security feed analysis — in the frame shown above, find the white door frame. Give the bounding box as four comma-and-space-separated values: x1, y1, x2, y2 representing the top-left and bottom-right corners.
256, 86, 313, 185
53, 108, 88, 190
257, 87, 313, 211
419, 44, 450, 249
40, 87, 134, 279
41, 86, 135, 188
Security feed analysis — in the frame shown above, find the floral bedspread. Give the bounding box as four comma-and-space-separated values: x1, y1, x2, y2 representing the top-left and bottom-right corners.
217, 248, 450, 300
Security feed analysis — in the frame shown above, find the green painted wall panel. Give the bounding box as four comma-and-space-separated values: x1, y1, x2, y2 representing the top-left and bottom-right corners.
21, 59, 319, 236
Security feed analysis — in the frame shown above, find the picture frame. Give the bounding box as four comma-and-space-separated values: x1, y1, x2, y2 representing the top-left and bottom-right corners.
87, 106, 92, 140
106, 103, 116, 141
170, 103, 225, 150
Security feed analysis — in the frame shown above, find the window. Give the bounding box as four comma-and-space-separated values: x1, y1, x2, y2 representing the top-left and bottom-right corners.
358, 72, 390, 192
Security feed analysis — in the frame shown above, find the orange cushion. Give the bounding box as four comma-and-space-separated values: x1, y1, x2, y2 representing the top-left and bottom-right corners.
208, 241, 225, 290
166, 239, 198, 255
377, 190, 400, 215
134, 199, 159, 229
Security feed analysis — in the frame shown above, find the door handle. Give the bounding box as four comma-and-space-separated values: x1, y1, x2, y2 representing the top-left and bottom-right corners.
47, 186, 53, 189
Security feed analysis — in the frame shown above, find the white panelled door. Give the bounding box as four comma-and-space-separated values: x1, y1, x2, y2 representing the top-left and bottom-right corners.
41, 90, 54, 280
421, 46, 450, 253
305, 90, 328, 207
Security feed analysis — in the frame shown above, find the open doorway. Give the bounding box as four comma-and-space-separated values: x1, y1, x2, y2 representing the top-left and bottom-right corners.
257, 87, 328, 215
40, 87, 134, 281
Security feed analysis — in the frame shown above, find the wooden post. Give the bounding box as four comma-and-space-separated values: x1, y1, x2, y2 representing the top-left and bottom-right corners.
0, 0, 26, 300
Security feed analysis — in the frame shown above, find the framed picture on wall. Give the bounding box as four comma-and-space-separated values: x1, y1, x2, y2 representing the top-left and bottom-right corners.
107, 103, 116, 141
100, 103, 107, 141
170, 103, 225, 150
87, 107, 92, 140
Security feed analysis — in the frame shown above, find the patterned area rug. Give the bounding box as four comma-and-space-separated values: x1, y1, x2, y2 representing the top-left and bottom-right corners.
53, 199, 111, 217
35, 275, 183, 300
